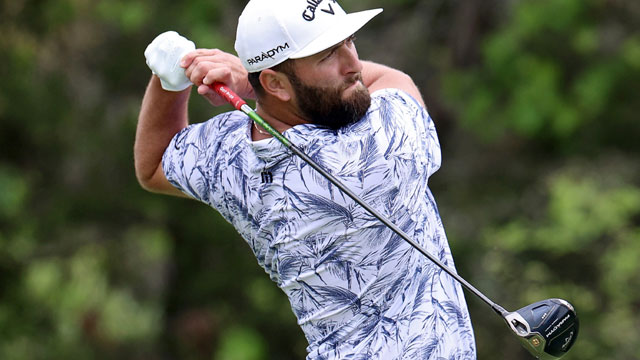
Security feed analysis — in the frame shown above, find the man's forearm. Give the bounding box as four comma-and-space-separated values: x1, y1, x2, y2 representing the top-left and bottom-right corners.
134, 75, 190, 190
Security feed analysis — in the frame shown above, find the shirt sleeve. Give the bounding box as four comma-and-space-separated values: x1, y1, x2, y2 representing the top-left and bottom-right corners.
373, 89, 442, 177
162, 120, 218, 203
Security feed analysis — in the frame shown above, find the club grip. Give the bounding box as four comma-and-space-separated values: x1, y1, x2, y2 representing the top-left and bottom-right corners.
211, 83, 247, 111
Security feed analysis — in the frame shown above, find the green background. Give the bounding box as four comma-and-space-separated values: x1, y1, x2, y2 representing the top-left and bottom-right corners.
1, 0, 639, 359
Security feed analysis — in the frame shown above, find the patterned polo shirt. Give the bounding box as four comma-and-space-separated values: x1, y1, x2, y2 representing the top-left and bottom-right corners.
163, 89, 477, 359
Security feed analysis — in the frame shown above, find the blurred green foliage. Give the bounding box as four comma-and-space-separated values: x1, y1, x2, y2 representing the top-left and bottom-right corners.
444, 0, 640, 146
0, 0, 638, 359
479, 162, 640, 359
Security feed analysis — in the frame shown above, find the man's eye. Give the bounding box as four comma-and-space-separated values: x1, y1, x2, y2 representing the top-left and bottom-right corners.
322, 49, 337, 61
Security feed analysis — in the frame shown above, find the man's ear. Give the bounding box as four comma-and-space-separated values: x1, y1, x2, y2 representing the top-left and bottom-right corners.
259, 69, 293, 102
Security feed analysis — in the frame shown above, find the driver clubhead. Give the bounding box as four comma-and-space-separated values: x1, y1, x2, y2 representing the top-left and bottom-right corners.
504, 298, 579, 359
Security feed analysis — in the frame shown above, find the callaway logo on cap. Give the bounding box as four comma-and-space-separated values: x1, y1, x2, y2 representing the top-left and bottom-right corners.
235, 0, 383, 72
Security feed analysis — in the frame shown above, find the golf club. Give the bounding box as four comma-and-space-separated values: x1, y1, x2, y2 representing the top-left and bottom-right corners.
210, 82, 579, 359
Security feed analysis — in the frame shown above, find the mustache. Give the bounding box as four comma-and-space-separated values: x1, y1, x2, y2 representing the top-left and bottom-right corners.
348, 73, 363, 85
343, 73, 364, 90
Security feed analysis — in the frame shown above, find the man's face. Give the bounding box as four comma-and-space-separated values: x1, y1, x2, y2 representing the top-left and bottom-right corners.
287, 71, 371, 130
283, 36, 371, 130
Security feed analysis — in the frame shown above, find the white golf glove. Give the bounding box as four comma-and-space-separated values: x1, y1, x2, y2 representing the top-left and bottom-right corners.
144, 31, 196, 91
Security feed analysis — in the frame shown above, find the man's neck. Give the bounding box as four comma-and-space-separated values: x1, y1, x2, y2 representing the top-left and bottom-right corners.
251, 100, 308, 141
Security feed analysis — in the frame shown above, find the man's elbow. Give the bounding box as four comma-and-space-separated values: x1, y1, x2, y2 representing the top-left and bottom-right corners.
135, 165, 185, 197
135, 169, 158, 193
134, 161, 161, 192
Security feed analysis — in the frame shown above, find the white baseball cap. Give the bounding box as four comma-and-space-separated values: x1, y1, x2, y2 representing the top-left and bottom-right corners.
235, 0, 383, 73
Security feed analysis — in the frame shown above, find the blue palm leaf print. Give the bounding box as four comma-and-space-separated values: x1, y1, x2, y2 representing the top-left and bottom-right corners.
291, 281, 325, 319
314, 286, 361, 313
420, 335, 443, 359
295, 192, 355, 227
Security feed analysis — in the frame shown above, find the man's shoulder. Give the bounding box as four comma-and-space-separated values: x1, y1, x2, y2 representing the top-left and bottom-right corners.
182, 110, 249, 139
371, 88, 425, 110
169, 110, 249, 156
206, 110, 249, 128
368, 88, 428, 127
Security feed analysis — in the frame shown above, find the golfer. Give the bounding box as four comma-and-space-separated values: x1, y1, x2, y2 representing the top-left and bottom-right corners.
136, 0, 477, 358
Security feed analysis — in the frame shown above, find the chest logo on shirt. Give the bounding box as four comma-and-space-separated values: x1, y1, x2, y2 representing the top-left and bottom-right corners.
261, 171, 273, 184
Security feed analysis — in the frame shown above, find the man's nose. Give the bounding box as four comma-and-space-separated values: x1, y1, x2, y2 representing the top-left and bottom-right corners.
338, 43, 362, 75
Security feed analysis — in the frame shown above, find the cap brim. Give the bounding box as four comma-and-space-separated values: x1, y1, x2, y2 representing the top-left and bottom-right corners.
290, 8, 383, 59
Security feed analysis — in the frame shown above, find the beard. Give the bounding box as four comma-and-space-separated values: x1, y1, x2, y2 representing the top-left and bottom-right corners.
288, 72, 371, 130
